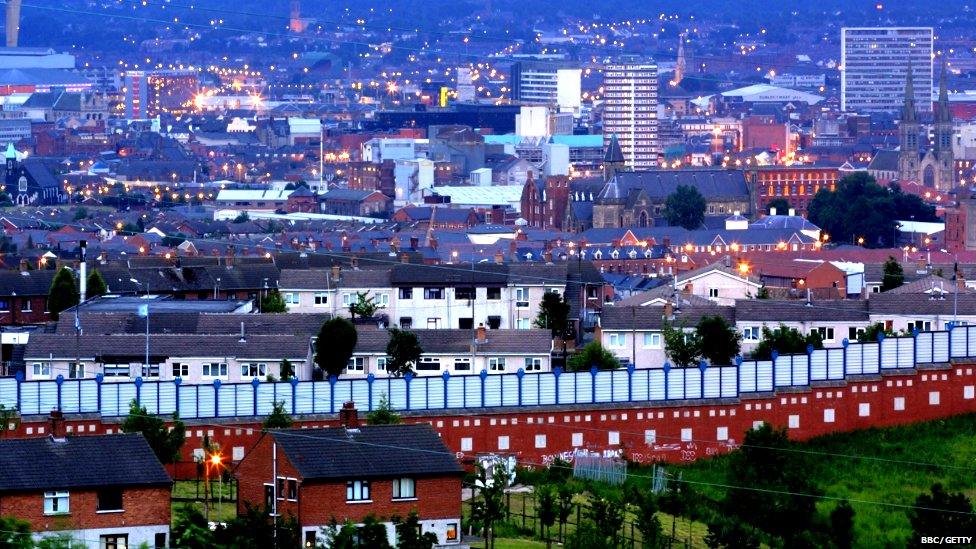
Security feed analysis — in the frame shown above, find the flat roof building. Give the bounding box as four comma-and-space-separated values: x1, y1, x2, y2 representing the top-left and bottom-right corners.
841, 27, 933, 113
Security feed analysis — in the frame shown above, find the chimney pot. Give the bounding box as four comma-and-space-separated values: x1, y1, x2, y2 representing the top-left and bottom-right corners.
476, 323, 487, 343
49, 410, 66, 442
338, 401, 359, 428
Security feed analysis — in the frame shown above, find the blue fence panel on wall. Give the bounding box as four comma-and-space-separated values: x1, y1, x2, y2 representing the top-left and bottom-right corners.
445, 377, 464, 408
179, 385, 199, 418
951, 327, 968, 358
255, 384, 276, 415
631, 369, 650, 401
216, 384, 236, 417
611, 370, 629, 402
880, 339, 898, 369
774, 356, 791, 387
862, 343, 880, 374
756, 361, 774, 392
648, 369, 665, 400
80, 380, 99, 413
140, 383, 159, 414
522, 374, 540, 406
0, 378, 15, 409
408, 378, 429, 410
703, 368, 720, 398
60, 381, 79, 414
426, 377, 446, 409
295, 382, 315, 415
810, 350, 827, 381
99, 383, 119, 417
933, 331, 950, 362
593, 371, 612, 403
917, 333, 934, 364
538, 374, 556, 405
464, 376, 480, 407
827, 349, 844, 380
558, 372, 576, 404
196, 386, 216, 418
846, 344, 863, 375
686, 369, 703, 400
739, 361, 756, 393
482, 376, 501, 408
792, 356, 809, 386
667, 368, 685, 400
574, 372, 593, 404
897, 338, 915, 369
500, 375, 518, 406
720, 367, 737, 397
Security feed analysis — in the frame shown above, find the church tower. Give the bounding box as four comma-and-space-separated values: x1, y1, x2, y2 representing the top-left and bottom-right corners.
933, 59, 956, 190
897, 60, 920, 183
603, 133, 626, 182
593, 134, 628, 228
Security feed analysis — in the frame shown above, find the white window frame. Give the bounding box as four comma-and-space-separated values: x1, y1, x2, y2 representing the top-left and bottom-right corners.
346, 480, 371, 502
642, 332, 662, 348
313, 293, 328, 306
32, 362, 51, 379
743, 326, 760, 341
524, 357, 543, 371
285, 292, 301, 305
44, 491, 69, 515
453, 358, 471, 372
202, 362, 228, 378
172, 363, 189, 378
346, 357, 366, 373
103, 364, 130, 380
68, 362, 85, 379
241, 363, 267, 378
488, 357, 506, 371
392, 477, 416, 500
708, 288, 719, 298
515, 287, 529, 307
515, 318, 530, 330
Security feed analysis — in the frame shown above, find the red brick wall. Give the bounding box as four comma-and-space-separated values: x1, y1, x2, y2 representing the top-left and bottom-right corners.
233, 434, 461, 525
0, 486, 170, 532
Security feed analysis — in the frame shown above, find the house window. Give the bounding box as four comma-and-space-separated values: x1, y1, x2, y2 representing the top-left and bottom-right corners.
516, 318, 530, 330
96, 488, 123, 512
814, 327, 835, 342
241, 363, 267, 378
446, 523, 459, 542
202, 363, 227, 378
313, 293, 327, 306
101, 535, 128, 549
454, 358, 471, 372
524, 357, 543, 371
487, 315, 502, 329
743, 327, 760, 341
376, 357, 390, 372
392, 478, 416, 500
908, 320, 932, 332
21, 299, 32, 313
341, 293, 354, 307
515, 287, 529, 307
427, 318, 440, 329
376, 293, 389, 306
424, 287, 444, 300
287, 479, 298, 501
68, 362, 85, 379
44, 491, 69, 515
608, 333, 625, 348
399, 317, 412, 329
142, 365, 159, 378
487, 287, 501, 300
32, 362, 51, 378
104, 365, 130, 379
489, 357, 506, 371
458, 318, 474, 330
346, 357, 365, 373
399, 287, 413, 299
708, 288, 719, 298
417, 357, 440, 371
455, 287, 475, 300
643, 333, 662, 348
172, 363, 189, 378
0, 299, 8, 311
346, 480, 371, 502
285, 292, 301, 305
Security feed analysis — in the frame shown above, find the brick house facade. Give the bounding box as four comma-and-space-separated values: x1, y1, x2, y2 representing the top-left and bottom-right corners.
235, 409, 464, 547
0, 415, 172, 548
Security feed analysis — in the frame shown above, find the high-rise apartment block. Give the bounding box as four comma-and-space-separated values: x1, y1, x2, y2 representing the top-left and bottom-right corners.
602, 64, 659, 170
841, 27, 933, 113
511, 61, 582, 113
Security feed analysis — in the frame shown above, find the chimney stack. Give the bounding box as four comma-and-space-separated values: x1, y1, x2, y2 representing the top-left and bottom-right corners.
476, 323, 487, 343
338, 401, 360, 428
18, 259, 27, 272
49, 410, 66, 442
331, 265, 341, 283
494, 251, 504, 264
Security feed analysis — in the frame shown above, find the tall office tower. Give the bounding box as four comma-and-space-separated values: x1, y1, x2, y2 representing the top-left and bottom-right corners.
124, 71, 147, 119
510, 61, 582, 112
841, 27, 933, 113
602, 64, 659, 170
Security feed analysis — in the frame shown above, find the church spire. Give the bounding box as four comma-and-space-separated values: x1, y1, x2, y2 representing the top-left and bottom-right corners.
901, 59, 917, 123
937, 57, 951, 123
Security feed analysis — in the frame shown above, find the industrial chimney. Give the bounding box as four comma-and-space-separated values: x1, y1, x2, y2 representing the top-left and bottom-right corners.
5, 0, 20, 48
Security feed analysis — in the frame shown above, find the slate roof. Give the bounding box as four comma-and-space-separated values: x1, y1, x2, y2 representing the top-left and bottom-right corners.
322, 189, 375, 201
600, 305, 735, 330
338, 269, 392, 288
868, 293, 976, 315
271, 424, 464, 481
390, 263, 507, 286
868, 150, 900, 172
0, 270, 57, 296
603, 169, 750, 201
279, 269, 334, 290
353, 328, 553, 354
0, 434, 171, 492
55, 312, 329, 336
25, 333, 310, 360
734, 300, 869, 322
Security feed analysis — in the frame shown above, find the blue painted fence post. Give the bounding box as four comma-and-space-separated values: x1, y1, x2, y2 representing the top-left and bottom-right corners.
55, 375, 64, 411
478, 370, 487, 408
328, 375, 337, 413
877, 331, 885, 370
948, 323, 954, 358
291, 377, 299, 415
134, 376, 143, 407
251, 378, 260, 415
516, 369, 525, 406
405, 373, 414, 410
366, 374, 374, 411
735, 356, 743, 397
807, 344, 814, 383
553, 367, 561, 404
14, 371, 22, 411
771, 350, 779, 388
213, 379, 221, 417
913, 329, 920, 367
627, 364, 635, 401
441, 371, 450, 409
590, 366, 598, 403
173, 377, 181, 416
842, 338, 849, 377
699, 360, 707, 397
663, 362, 671, 400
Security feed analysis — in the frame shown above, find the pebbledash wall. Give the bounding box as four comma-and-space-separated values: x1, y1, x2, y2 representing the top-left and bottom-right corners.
4, 327, 976, 471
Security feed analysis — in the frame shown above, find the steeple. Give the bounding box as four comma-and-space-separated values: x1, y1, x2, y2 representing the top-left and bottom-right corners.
603, 133, 625, 182
901, 59, 917, 124
937, 58, 951, 123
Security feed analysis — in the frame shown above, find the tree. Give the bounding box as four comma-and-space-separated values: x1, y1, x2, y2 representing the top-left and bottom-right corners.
315, 317, 357, 379
858, 322, 895, 343
279, 359, 295, 381
35, 534, 87, 549
232, 211, 250, 223
723, 423, 820, 543
260, 289, 287, 313
534, 292, 571, 338
470, 462, 509, 549
86, 269, 108, 299
0, 404, 20, 439
808, 172, 903, 248
556, 483, 576, 542
171, 506, 214, 549
72, 207, 88, 221
696, 315, 741, 365
567, 341, 620, 371
587, 491, 625, 545
0, 516, 31, 549
751, 324, 823, 361
881, 256, 905, 292
766, 198, 791, 215
47, 267, 79, 321
348, 290, 381, 320
907, 484, 976, 549
536, 484, 558, 548
385, 328, 423, 377
829, 500, 856, 549
565, 521, 609, 549
704, 517, 760, 549
663, 321, 702, 367
664, 185, 707, 230
631, 489, 665, 549
366, 394, 402, 425
216, 502, 301, 549
394, 511, 439, 549
121, 400, 186, 464
263, 400, 293, 429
